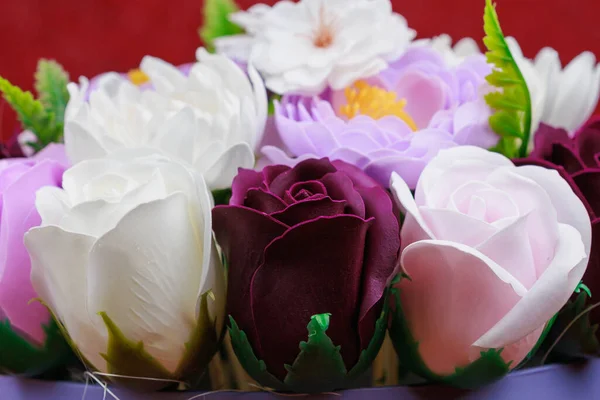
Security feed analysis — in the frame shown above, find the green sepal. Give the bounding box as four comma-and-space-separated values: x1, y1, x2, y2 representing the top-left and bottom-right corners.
0, 318, 73, 376
34, 59, 70, 126
228, 302, 389, 393
199, 0, 244, 52
212, 188, 232, 206
98, 291, 222, 391
283, 314, 348, 393
267, 94, 282, 116
483, 0, 532, 158
228, 316, 285, 390
389, 283, 510, 389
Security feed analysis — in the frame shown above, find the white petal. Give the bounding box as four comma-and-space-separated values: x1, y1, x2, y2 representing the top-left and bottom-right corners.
390, 172, 434, 249
475, 223, 587, 348
25, 226, 106, 371
87, 194, 207, 374
64, 121, 109, 165
200, 142, 255, 190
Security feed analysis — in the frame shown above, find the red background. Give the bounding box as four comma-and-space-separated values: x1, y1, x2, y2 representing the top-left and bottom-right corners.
1, 0, 599, 142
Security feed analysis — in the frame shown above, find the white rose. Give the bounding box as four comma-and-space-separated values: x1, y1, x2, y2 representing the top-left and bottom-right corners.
65, 49, 267, 189
25, 150, 225, 381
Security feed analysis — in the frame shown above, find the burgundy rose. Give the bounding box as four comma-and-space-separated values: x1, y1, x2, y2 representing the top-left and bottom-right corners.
519, 119, 600, 337
212, 158, 400, 389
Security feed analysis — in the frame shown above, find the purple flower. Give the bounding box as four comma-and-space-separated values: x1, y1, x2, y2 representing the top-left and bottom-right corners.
0, 144, 69, 373
213, 158, 399, 388
262, 46, 498, 189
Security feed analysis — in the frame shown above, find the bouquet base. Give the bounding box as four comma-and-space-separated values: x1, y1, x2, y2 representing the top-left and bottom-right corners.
3, 359, 600, 399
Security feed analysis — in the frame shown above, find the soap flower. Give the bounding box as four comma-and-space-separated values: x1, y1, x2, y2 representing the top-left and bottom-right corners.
65, 48, 267, 189
390, 146, 591, 387
263, 45, 498, 189
219, 0, 416, 95
25, 150, 225, 389
213, 158, 399, 392
0, 144, 71, 375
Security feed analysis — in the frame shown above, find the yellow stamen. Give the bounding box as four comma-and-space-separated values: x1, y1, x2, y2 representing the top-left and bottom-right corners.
339, 80, 418, 131
127, 69, 150, 86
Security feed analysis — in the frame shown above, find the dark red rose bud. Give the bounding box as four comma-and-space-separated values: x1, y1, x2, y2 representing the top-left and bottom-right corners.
213, 158, 400, 392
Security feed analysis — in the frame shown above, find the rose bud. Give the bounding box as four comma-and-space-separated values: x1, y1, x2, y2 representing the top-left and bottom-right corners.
0, 144, 72, 375
389, 146, 591, 388
212, 158, 400, 393
24, 150, 225, 390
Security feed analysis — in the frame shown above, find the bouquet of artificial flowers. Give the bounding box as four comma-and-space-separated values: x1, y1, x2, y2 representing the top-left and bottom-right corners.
1, 0, 599, 395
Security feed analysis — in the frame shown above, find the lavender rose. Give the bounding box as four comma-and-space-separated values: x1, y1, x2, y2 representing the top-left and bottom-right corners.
212, 158, 400, 392
0, 144, 71, 374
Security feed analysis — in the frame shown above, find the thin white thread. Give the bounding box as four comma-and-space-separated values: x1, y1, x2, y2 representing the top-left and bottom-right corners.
84, 371, 121, 400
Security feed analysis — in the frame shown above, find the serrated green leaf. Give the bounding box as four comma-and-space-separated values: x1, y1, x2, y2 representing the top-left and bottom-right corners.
389, 280, 511, 389
199, 0, 244, 52
35, 59, 70, 125
228, 316, 285, 390
483, 0, 532, 158
0, 76, 63, 150
283, 314, 348, 393
0, 318, 73, 376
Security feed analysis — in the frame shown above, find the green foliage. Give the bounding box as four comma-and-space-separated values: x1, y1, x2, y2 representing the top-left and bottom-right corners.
283, 314, 348, 393
389, 279, 511, 389
483, 0, 532, 158
35, 59, 70, 125
228, 305, 389, 393
200, 0, 244, 52
212, 188, 233, 206
0, 59, 69, 152
0, 318, 72, 376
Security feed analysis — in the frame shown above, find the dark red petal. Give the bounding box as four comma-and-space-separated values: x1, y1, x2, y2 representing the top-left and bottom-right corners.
548, 143, 585, 174
576, 120, 600, 168
244, 188, 287, 214
269, 158, 337, 197
262, 164, 291, 188
530, 123, 572, 159
271, 197, 346, 226
250, 216, 372, 379
355, 186, 400, 349
331, 159, 380, 189
230, 168, 264, 206
320, 171, 366, 218
212, 205, 289, 357
572, 169, 600, 218
282, 180, 327, 204
583, 219, 600, 334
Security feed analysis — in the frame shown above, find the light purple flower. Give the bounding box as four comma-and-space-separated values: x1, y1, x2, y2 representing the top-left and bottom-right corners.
263, 46, 498, 189
0, 144, 68, 345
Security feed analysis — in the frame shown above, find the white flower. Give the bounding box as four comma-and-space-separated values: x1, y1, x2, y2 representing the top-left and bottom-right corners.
65, 49, 267, 189
534, 47, 600, 133
414, 34, 481, 67
225, 0, 415, 95
25, 150, 225, 377
507, 38, 600, 134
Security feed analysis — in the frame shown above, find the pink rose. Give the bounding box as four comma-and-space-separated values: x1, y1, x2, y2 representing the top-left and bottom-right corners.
389, 146, 591, 381
0, 144, 69, 373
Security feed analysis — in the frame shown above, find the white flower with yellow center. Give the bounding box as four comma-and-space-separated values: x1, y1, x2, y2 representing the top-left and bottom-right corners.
65, 49, 267, 189
223, 0, 415, 95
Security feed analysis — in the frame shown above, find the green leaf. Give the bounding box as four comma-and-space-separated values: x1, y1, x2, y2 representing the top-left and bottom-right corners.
212, 188, 233, 206
34, 59, 70, 126
99, 312, 175, 391
0, 76, 61, 147
199, 0, 244, 52
174, 291, 222, 388
483, 0, 532, 158
283, 313, 348, 393
0, 318, 73, 376
389, 280, 511, 389
228, 316, 285, 390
